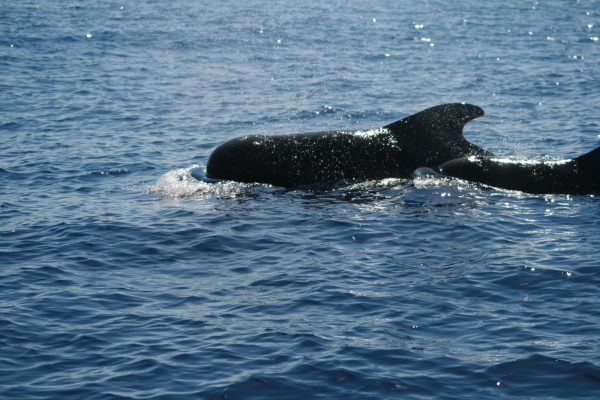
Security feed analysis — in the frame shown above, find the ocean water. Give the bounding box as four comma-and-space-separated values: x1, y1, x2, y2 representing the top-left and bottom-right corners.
2, 1, 600, 399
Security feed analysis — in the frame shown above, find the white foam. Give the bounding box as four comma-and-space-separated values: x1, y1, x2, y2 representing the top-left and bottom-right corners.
151, 165, 207, 198
149, 165, 251, 200
467, 155, 570, 166
490, 156, 570, 166
348, 127, 389, 138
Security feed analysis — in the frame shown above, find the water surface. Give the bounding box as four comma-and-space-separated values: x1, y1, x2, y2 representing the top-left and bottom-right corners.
2, 1, 600, 398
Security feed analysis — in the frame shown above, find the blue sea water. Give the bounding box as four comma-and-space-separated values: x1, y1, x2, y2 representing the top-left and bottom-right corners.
2, 0, 600, 398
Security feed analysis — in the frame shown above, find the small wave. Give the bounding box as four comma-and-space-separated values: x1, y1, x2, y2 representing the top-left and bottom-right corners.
467, 155, 570, 166
0, 168, 29, 181
412, 167, 475, 192
289, 105, 343, 121
149, 165, 261, 200
87, 168, 130, 177
0, 121, 21, 130
488, 354, 600, 396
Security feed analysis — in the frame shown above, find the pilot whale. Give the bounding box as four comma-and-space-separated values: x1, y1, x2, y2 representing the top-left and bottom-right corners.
439, 146, 600, 195
206, 103, 490, 187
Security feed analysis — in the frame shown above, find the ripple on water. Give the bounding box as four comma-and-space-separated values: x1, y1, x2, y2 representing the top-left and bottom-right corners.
3, 0, 600, 399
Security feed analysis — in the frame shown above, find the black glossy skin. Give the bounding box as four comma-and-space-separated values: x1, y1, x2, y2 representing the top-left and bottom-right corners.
439, 146, 600, 195
206, 103, 490, 187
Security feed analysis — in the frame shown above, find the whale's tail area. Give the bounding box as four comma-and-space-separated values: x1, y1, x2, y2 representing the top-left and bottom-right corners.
384, 103, 491, 160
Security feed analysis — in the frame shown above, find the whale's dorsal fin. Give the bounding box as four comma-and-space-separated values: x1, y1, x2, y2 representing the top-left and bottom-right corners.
385, 103, 484, 136
574, 146, 600, 168
384, 103, 489, 156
